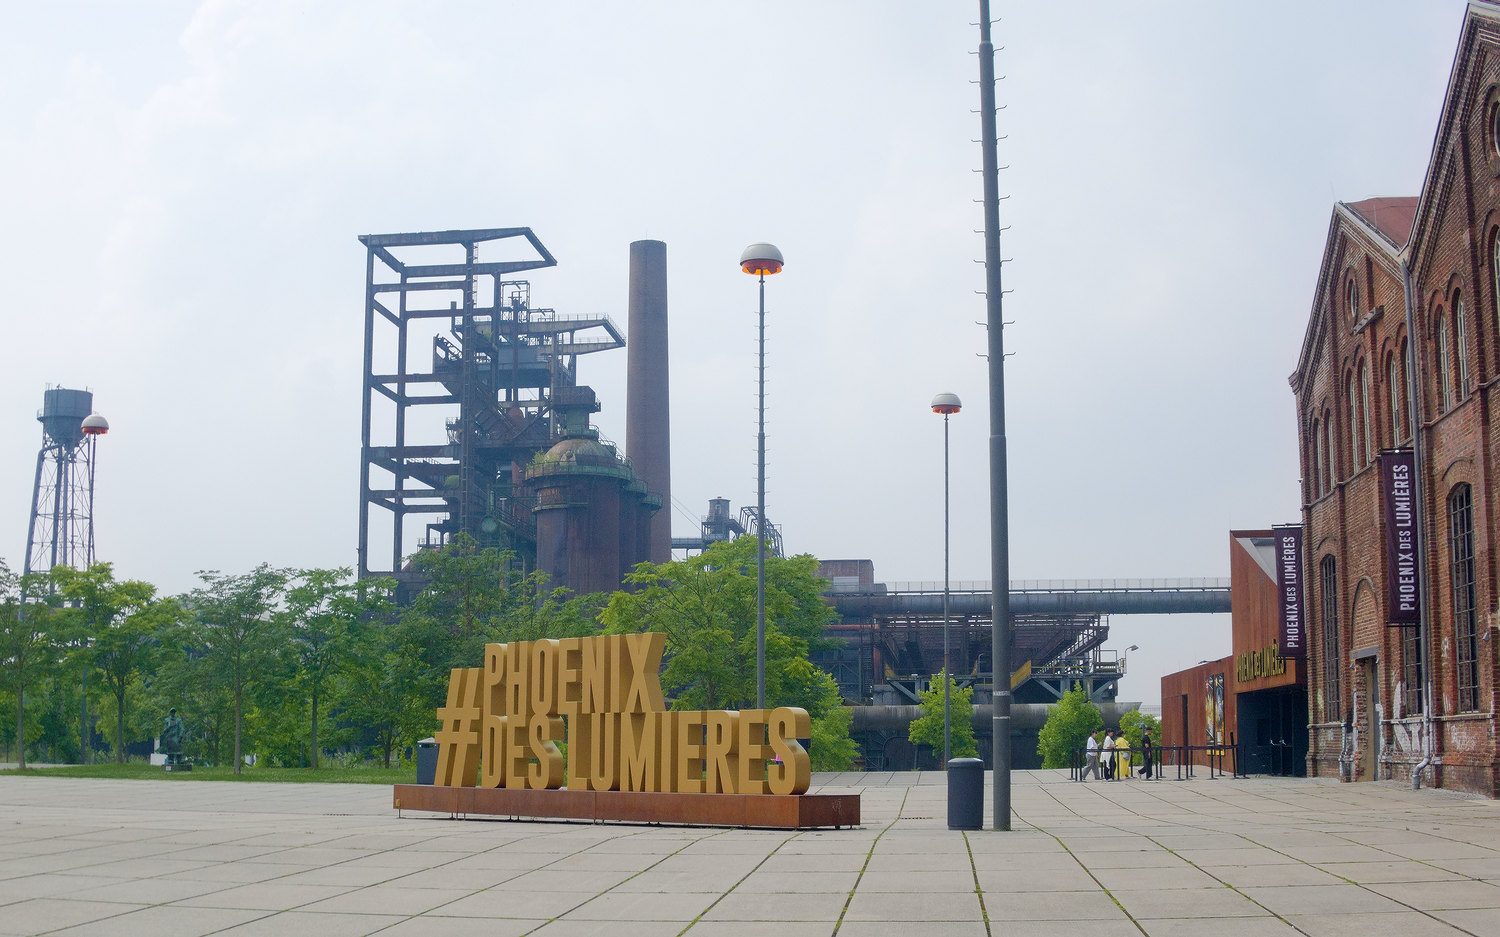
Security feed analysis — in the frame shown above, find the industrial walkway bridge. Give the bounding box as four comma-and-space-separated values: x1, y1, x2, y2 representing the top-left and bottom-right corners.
817, 578, 1230, 708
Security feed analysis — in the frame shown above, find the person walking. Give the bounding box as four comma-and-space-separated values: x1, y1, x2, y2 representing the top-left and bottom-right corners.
1101, 729, 1116, 780
1139, 730, 1154, 779
1082, 731, 1101, 780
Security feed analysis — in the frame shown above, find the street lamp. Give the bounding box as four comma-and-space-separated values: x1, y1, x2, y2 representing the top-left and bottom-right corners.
742, 242, 784, 710
931, 392, 961, 765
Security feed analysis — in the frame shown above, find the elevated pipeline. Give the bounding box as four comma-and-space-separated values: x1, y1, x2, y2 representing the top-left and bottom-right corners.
832, 588, 1229, 618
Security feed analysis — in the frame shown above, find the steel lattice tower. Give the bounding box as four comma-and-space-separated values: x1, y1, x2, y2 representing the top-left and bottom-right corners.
24, 387, 108, 577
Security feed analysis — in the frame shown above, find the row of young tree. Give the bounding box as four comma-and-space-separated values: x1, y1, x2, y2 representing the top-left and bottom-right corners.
0, 535, 859, 773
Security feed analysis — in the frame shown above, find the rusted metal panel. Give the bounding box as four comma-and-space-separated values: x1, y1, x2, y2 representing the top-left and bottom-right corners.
393, 785, 859, 829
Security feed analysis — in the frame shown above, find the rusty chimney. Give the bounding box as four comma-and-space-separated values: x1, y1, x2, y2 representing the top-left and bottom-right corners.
626, 239, 671, 562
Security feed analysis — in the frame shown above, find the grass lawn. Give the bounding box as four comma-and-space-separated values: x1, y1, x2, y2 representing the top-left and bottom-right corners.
0, 762, 413, 784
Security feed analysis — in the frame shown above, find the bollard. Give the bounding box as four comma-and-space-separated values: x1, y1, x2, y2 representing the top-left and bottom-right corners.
415, 737, 438, 785
947, 758, 984, 830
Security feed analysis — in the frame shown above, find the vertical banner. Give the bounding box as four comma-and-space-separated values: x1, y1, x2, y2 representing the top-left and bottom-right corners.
1380, 449, 1421, 624
1273, 524, 1306, 658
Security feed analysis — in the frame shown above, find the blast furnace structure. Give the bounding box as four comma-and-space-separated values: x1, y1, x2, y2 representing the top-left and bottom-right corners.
357, 228, 670, 598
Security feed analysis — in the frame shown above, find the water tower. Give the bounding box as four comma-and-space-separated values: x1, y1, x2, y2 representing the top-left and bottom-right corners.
23, 386, 109, 577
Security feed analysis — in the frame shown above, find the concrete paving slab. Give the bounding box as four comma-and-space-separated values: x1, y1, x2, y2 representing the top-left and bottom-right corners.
1239, 882, 1409, 915
532, 921, 690, 937
1363, 878, 1500, 909
1429, 908, 1500, 937
563, 890, 718, 921
44, 905, 268, 937
213, 910, 405, 936
297, 885, 474, 915
841, 889, 983, 922
0, 897, 145, 935
700, 891, 847, 921
0, 770, 1497, 937
377, 917, 543, 937
1136, 919, 1302, 937
1282, 910, 1473, 937
684, 923, 836, 937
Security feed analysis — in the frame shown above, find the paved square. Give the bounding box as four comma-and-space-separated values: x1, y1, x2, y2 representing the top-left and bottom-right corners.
1, 770, 1497, 935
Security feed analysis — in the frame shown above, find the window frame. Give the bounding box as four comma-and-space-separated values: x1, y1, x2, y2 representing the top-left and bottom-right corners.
1449, 483, 1480, 712
1320, 554, 1342, 722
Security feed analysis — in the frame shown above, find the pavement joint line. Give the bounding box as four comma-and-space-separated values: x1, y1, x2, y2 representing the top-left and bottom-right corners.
1036, 774, 1314, 936
670, 829, 804, 935
1070, 785, 1499, 937
829, 783, 908, 935
369, 822, 707, 933
960, 830, 991, 937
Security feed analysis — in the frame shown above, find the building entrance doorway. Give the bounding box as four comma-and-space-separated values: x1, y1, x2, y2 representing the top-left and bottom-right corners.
1361, 657, 1380, 780
1235, 686, 1307, 776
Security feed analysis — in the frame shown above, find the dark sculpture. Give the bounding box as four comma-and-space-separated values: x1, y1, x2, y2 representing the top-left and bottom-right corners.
161, 708, 187, 767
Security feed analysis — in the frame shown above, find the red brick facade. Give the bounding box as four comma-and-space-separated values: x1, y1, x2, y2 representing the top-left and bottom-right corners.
1291, 5, 1500, 797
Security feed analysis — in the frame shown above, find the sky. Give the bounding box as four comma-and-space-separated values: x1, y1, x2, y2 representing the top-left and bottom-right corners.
0, 1, 1473, 705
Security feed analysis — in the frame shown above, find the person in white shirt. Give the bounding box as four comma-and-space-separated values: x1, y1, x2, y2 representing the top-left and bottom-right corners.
1101, 730, 1117, 780
1081, 731, 1101, 780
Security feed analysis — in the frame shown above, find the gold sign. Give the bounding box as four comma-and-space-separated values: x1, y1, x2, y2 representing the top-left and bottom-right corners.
1236, 641, 1287, 683
432, 633, 812, 796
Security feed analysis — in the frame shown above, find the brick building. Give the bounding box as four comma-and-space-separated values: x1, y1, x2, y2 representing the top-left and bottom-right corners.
1161, 532, 1307, 776
1291, 3, 1500, 796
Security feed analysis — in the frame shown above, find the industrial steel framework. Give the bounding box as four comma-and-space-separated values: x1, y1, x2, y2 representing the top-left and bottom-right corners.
820, 579, 1232, 705
357, 228, 624, 591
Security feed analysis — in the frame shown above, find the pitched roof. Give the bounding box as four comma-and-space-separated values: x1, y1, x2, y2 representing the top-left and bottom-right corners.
1343, 197, 1419, 250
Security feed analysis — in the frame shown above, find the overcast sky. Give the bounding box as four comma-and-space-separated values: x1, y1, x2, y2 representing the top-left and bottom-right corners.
0, 2, 1471, 704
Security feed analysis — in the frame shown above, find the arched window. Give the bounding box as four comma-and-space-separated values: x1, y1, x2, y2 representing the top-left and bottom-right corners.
1455, 294, 1471, 396
1320, 555, 1341, 721
1449, 484, 1479, 712
1492, 230, 1500, 343
1324, 413, 1336, 488
1347, 375, 1361, 469
1387, 353, 1403, 444
1437, 310, 1453, 411
1312, 417, 1324, 497
1359, 362, 1373, 461
1347, 278, 1360, 323
1401, 339, 1412, 436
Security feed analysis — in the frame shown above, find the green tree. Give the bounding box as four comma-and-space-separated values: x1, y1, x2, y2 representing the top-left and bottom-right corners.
50, 563, 176, 763
184, 565, 289, 774
1037, 685, 1104, 769
907, 672, 979, 761
395, 535, 603, 721
284, 568, 392, 768
0, 560, 61, 769
601, 537, 855, 769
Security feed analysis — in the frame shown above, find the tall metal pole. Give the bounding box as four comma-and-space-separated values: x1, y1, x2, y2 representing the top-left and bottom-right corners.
943, 411, 952, 766
978, 0, 1013, 830
756, 271, 767, 710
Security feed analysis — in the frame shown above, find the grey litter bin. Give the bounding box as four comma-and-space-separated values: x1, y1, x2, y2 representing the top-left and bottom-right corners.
415, 737, 438, 785
947, 757, 984, 830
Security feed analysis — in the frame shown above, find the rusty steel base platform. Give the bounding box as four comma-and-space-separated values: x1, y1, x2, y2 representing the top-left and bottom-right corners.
393, 785, 860, 829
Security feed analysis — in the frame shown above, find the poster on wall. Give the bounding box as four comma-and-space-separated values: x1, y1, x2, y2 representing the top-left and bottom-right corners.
1273, 524, 1306, 657
1205, 673, 1225, 747
1379, 449, 1421, 625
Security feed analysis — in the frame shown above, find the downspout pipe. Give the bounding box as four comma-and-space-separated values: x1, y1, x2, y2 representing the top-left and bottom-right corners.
1401, 258, 1435, 789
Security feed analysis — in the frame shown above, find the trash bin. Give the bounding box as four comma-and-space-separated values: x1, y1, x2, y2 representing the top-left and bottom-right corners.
415, 737, 438, 785
947, 757, 984, 830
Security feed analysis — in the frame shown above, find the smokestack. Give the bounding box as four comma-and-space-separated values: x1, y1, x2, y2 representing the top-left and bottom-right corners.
626, 239, 671, 562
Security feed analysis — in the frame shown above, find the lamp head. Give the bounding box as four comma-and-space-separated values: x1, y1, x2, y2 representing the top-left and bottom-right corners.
740, 242, 784, 275
931, 392, 962, 415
